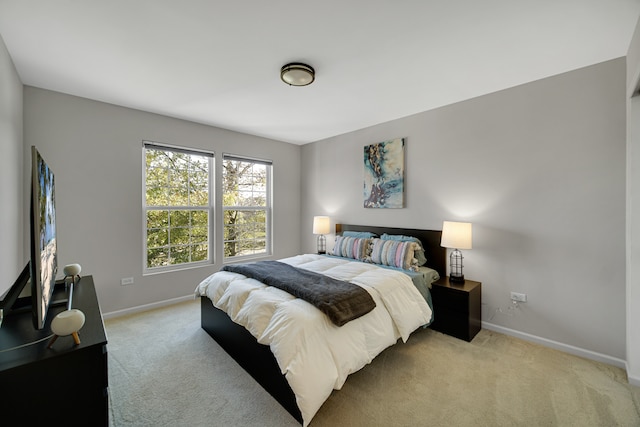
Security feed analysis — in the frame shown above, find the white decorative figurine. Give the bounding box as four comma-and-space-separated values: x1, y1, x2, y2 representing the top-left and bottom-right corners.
48, 309, 86, 347
48, 262, 85, 348
63, 263, 82, 282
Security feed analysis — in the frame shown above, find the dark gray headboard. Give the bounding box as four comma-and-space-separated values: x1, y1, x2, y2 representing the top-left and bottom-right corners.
335, 224, 446, 277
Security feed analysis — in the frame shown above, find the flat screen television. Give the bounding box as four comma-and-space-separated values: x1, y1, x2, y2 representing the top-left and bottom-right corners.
30, 145, 58, 329
0, 146, 58, 330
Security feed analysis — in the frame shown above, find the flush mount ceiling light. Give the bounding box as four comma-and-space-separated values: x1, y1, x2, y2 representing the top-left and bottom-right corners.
280, 63, 315, 86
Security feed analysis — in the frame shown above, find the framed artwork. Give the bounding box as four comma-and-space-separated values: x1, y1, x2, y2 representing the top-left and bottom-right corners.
363, 138, 405, 208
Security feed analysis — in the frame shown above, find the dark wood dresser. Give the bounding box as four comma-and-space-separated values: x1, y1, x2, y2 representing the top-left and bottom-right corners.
0, 276, 108, 426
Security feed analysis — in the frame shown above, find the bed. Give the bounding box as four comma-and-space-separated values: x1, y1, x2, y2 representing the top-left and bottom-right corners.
196, 224, 445, 426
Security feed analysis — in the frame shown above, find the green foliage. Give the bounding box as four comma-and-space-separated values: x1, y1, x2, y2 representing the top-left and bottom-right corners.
144, 149, 271, 267
145, 148, 210, 268
223, 159, 268, 258
223, 160, 267, 207
145, 149, 209, 208
146, 208, 210, 268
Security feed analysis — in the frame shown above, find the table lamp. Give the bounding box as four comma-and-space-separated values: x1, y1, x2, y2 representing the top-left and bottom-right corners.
441, 221, 472, 283
313, 216, 330, 254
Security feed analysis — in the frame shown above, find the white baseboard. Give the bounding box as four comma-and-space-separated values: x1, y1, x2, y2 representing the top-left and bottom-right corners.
103, 294, 196, 320
482, 321, 627, 370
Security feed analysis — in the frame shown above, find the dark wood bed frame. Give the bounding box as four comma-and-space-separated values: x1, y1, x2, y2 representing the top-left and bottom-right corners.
200, 224, 445, 423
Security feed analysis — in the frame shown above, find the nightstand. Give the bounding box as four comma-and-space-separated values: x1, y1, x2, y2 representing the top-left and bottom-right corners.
430, 276, 481, 342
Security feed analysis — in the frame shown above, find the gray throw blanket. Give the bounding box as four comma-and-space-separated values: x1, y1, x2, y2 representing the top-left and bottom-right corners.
222, 261, 376, 326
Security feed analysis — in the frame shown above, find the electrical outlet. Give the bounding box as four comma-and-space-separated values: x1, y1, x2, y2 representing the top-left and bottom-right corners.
510, 292, 527, 302
121, 277, 134, 286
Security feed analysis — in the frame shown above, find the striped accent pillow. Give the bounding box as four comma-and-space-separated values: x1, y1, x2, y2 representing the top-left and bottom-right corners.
369, 238, 420, 271
331, 236, 371, 260
380, 233, 427, 266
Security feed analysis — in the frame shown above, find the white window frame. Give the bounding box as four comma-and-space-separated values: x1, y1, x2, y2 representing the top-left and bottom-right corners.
143, 141, 215, 273
222, 153, 272, 262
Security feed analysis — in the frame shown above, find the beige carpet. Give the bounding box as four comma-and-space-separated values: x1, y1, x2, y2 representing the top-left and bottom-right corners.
105, 299, 640, 426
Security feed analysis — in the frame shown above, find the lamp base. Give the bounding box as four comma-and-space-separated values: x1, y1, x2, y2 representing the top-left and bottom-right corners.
316, 234, 327, 255
449, 274, 465, 284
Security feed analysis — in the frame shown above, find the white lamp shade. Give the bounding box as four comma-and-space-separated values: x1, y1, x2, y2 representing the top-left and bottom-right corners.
441, 221, 472, 249
313, 216, 331, 235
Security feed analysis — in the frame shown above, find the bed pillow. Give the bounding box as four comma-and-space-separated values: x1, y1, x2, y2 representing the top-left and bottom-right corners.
380, 233, 427, 266
368, 238, 420, 271
331, 236, 371, 260
342, 231, 378, 238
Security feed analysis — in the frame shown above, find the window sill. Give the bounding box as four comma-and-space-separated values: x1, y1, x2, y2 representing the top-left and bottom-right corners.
143, 261, 212, 276
223, 253, 272, 265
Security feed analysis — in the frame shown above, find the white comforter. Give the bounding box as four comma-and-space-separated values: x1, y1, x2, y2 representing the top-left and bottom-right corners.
195, 254, 432, 426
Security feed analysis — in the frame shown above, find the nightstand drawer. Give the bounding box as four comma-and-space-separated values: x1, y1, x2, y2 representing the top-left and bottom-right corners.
430, 286, 470, 313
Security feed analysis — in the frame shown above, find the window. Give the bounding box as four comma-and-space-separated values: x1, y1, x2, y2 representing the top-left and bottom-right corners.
223, 154, 272, 260
144, 142, 213, 271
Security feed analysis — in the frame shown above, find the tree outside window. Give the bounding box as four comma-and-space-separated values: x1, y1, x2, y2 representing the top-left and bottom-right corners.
223, 156, 271, 259
144, 143, 212, 270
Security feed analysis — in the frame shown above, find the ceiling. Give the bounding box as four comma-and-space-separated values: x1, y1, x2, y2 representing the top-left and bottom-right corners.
1, 1, 639, 145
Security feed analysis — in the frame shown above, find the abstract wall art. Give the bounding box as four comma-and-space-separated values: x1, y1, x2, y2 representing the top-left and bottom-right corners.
363, 137, 405, 208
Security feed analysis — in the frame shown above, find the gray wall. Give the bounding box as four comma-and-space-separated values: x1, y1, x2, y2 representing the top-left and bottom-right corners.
0, 34, 23, 297
301, 59, 627, 360
626, 15, 640, 385
23, 87, 302, 314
